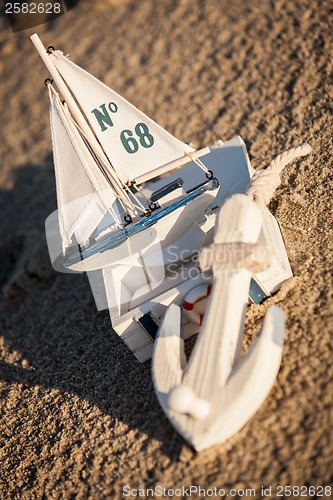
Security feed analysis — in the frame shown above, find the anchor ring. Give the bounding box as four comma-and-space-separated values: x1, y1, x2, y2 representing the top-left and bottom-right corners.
206, 170, 214, 180
44, 78, 53, 86
124, 214, 132, 224
149, 202, 158, 211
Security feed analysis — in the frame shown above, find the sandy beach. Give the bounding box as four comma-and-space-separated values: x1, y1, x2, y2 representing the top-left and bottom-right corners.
0, 0, 332, 497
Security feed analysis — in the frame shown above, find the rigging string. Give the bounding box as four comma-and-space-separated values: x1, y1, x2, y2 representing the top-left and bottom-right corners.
185, 151, 214, 178
124, 183, 150, 214
48, 83, 124, 225
47, 51, 151, 219
47, 81, 138, 219
48, 84, 67, 247
64, 106, 151, 218
42, 49, 133, 214
68, 122, 137, 215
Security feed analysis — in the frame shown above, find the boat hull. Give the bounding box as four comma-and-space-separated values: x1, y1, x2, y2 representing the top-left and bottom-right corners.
65, 182, 219, 272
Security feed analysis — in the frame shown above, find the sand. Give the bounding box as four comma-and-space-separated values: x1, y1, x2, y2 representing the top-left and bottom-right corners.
0, 0, 332, 497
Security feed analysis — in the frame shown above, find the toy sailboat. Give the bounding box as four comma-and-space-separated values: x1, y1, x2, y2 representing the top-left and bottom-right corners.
31, 34, 311, 450
31, 34, 219, 272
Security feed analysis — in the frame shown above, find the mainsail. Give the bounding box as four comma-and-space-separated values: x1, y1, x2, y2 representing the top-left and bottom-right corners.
49, 87, 119, 252
49, 50, 196, 185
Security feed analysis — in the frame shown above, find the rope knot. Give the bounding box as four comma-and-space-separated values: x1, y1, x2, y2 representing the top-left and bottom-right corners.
199, 242, 272, 274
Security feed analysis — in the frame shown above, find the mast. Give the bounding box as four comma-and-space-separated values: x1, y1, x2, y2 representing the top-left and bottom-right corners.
30, 34, 137, 217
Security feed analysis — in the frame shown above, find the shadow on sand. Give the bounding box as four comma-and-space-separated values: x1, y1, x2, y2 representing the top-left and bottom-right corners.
0, 158, 188, 461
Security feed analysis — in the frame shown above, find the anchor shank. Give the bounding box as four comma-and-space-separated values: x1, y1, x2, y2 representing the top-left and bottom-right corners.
182, 195, 265, 400
182, 268, 252, 397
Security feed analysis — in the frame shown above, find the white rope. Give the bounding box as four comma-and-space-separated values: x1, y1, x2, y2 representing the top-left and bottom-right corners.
246, 143, 312, 209
124, 184, 149, 213
185, 152, 210, 174
200, 242, 272, 273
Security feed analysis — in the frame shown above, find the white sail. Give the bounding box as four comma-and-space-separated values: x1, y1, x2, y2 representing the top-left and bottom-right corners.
49, 89, 119, 252
49, 50, 196, 185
